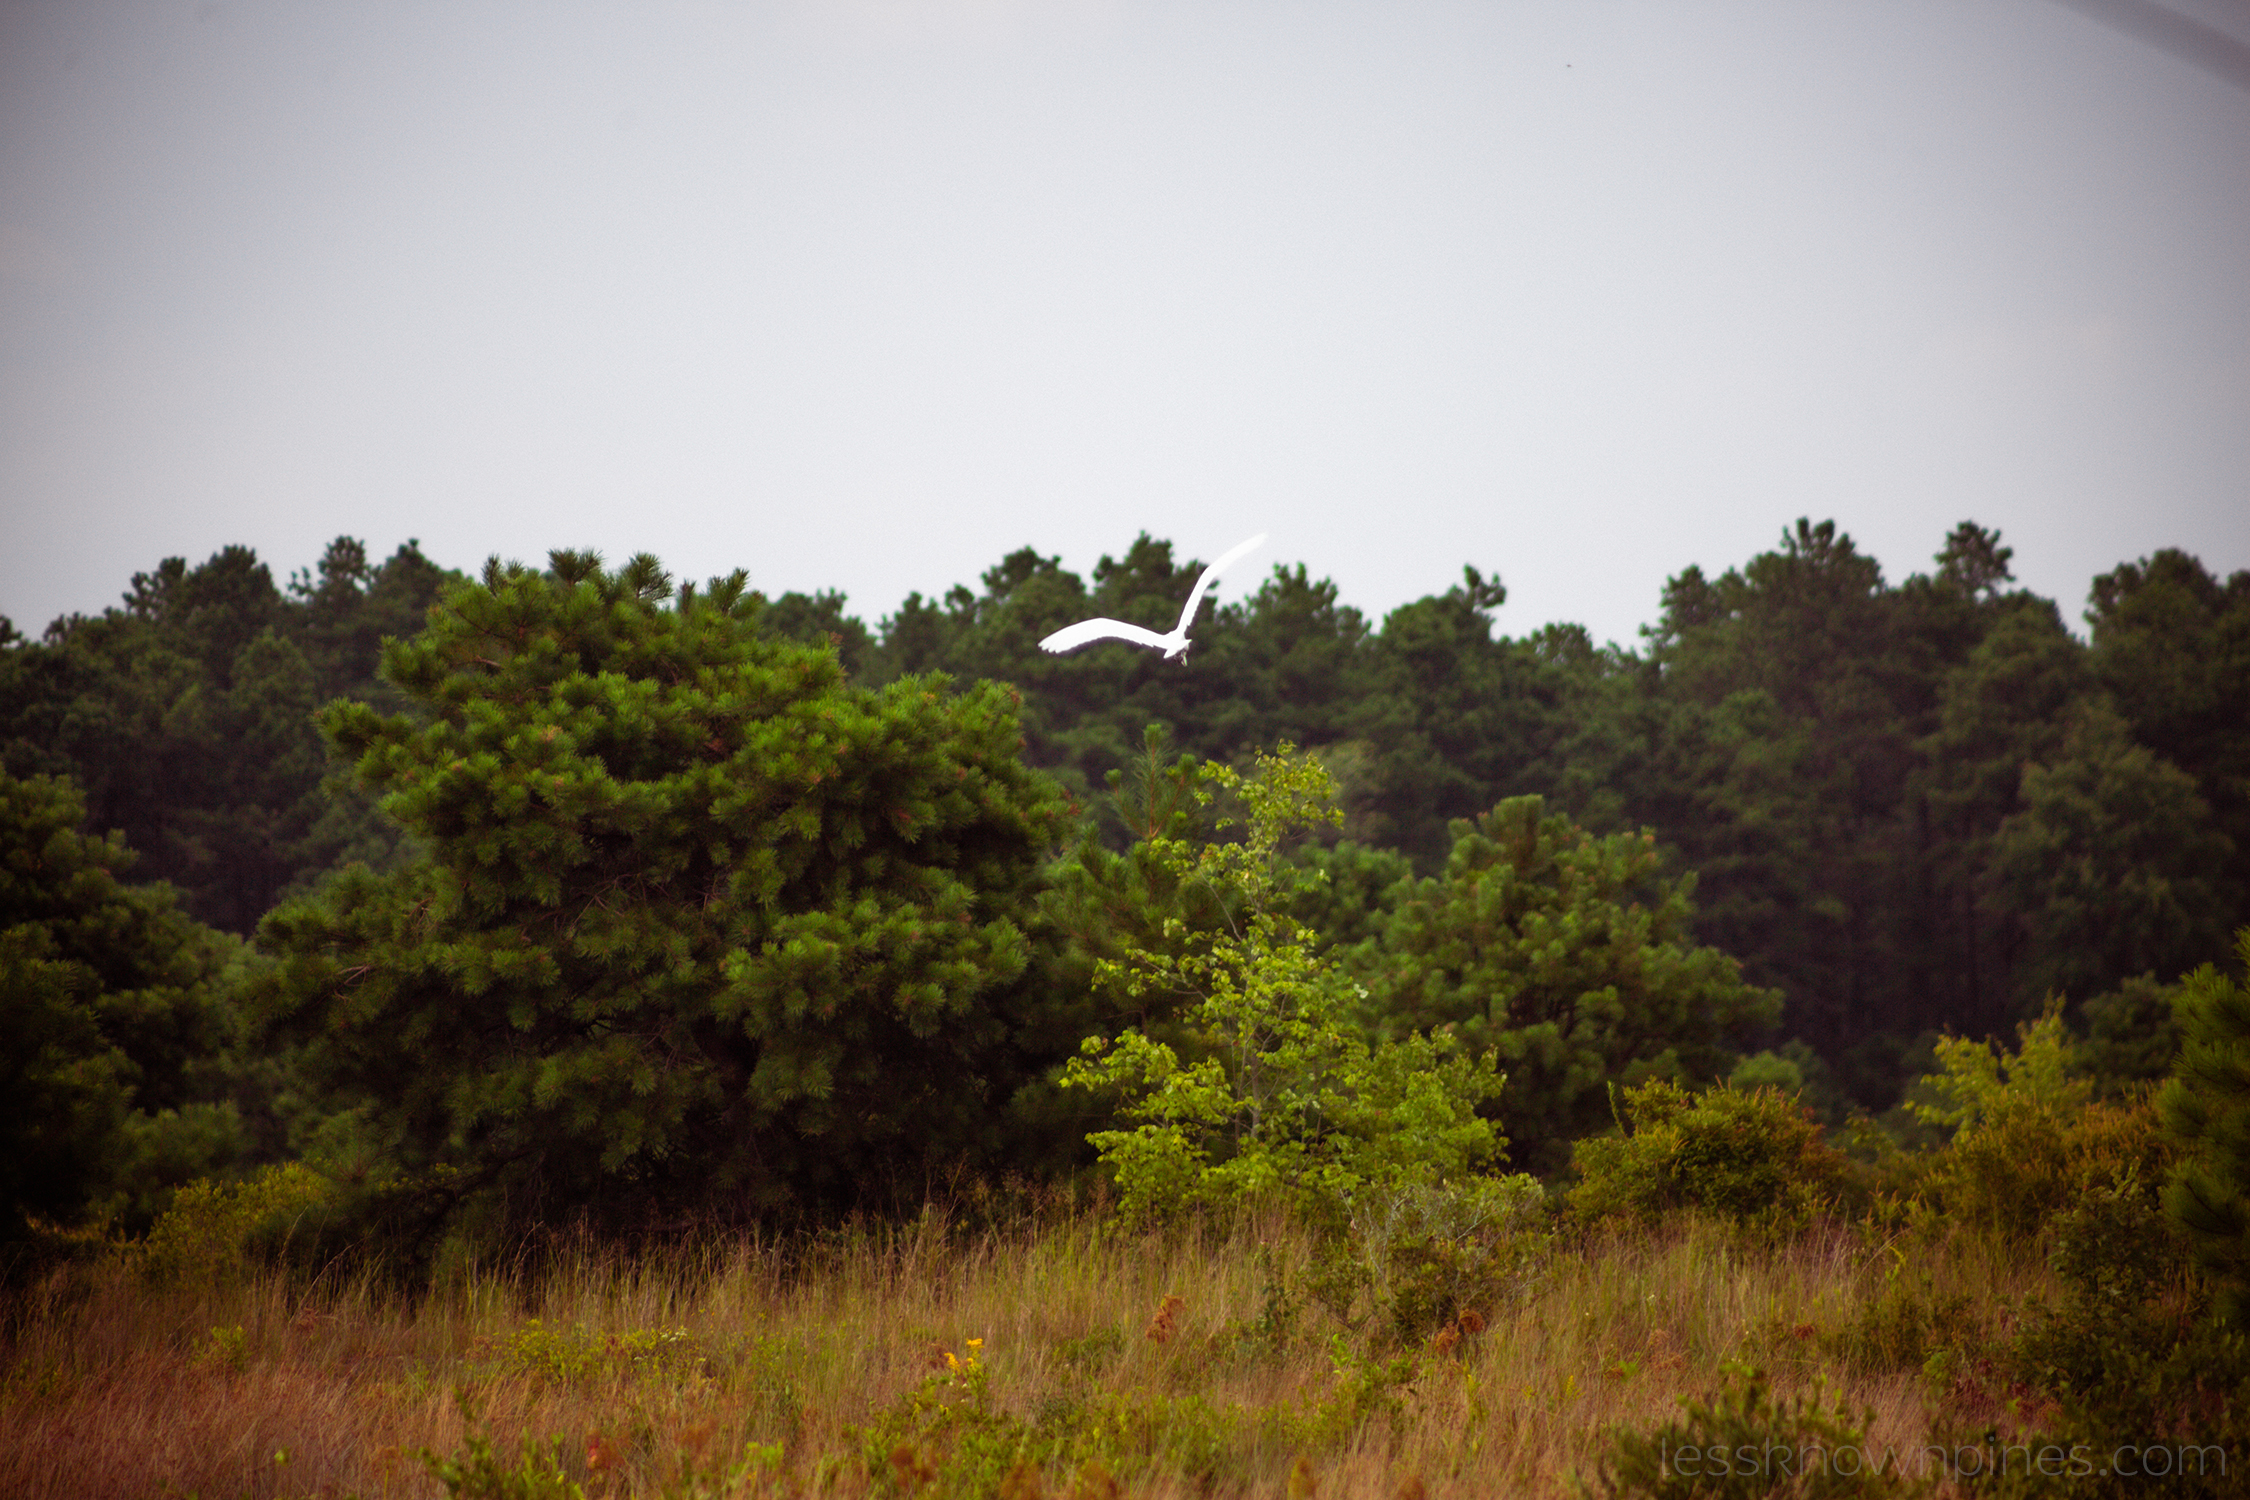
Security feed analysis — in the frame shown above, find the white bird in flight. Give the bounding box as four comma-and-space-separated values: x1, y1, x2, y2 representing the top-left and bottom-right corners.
1038, 532, 1268, 662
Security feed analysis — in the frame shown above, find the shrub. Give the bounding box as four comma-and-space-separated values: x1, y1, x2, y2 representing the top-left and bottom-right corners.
2008, 1173, 2190, 1401
136, 1161, 337, 1287
422, 1419, 587, 1500
1934, 1098, 2170, 1248
1569, 1081, 1845, 1239
1596, 1368, 1920, 1498
1939, 1211, 2245, 1500
1919, 1023, 2241, 1500
2160, 927, 2250, 1326
423, 1394, 786, 1499
467, 1319, 707, 1389
847, 1350, 1247, 1498
1343, 1174, 1550, 1343
1912, 1007, 2173, 1245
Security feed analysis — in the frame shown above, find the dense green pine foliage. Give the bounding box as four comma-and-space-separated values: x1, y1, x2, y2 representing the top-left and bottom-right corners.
0, 538, 456, 931
249, 551, 1071, 1240
2088, 551, 2250, 898
1356, 796, 1781, 1174
864, 538, 1580, 862
2160, 929, 2250, 1324
0, 769, 251, 1244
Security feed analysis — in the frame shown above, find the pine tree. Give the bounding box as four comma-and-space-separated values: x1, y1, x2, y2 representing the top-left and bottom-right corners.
252, 551, 1070, 1242
1991, 700, 2234, 1003
2159, 929, 2250, 1325
1362, 796, 1780, 1175
0, 768, 248, 1246
0, 538, 456, 930
2088, 551, 2250, 927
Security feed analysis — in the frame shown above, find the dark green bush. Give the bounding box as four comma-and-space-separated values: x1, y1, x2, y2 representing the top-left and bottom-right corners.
2074, 974, 2185, 1096
1358, 796, 1780, 1176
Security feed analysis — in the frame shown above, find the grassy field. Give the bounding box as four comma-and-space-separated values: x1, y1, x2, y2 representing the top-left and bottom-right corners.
0, 1192, 2059, 1500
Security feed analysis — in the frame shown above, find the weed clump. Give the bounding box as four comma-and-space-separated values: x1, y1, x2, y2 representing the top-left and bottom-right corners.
467, 1318, 708, 1388
1823, 1262, 1983, 1375
847, 1347, 1245, 1498
1306, 1175, 1551, 1344
1596, 1368, 1919, 1499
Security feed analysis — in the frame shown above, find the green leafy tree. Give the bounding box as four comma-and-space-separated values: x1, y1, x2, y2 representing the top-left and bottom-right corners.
0, 769, 250, 1247
1015, 728, 1242, 1175
252, 551, 1071, 1244
876, 535, 1373, 812
1908, 1005, 2086, 1136
1197, 562, 1374, 758
1035, 728, 1244, 1032
758, 587, 878, 679
1349, 567, 1570, 862
1934, 518, 2017, 600
2160, 928, 2250, 1325
1362, 795, 1780, 1175
1060, 745, 1506, 1225
873, 535, 1569, 861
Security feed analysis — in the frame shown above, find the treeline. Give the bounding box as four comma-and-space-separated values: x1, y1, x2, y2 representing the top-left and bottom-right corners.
0, 519, 2242, 1252
820, 519, 2247, 1100
0, 539, 456, 931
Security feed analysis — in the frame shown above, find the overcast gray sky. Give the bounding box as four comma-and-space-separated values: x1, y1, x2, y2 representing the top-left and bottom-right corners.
3, 0, 2246, 647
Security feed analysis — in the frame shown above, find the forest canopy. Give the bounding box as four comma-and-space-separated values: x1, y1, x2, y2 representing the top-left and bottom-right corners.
1, 517, 2243, 1251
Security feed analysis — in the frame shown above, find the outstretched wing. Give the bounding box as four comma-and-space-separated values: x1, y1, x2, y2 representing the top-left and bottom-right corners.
1038, 617, 1176, 654
1171, 532, 1269, 636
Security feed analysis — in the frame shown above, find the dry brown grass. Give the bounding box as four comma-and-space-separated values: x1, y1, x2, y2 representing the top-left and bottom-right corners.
0, 1206, 2045, 1499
